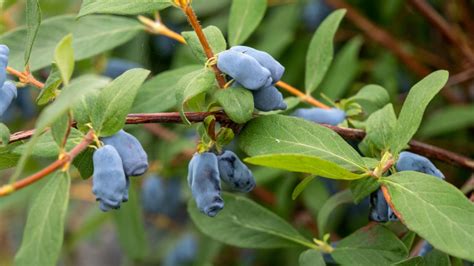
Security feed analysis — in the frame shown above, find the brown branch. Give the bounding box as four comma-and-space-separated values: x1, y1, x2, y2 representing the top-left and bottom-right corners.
6, 66, 45, 89
8, 112, 474, 171
0, 130, 95, 196
408, 0, 474, 65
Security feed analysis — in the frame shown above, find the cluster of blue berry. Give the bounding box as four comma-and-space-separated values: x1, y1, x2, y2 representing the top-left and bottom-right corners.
188, 150, 256, 217
0, 45, 17, 118
92, 130, 148, 211
369, 151, 445, 222
217, 46, 287, 112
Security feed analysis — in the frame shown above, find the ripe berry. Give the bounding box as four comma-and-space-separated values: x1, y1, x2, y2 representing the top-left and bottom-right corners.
0, 81, 17, 117
252, 85, 287, 111
396, 151, 444, 179
217, 150, 255, 193
293, 107, 346, 126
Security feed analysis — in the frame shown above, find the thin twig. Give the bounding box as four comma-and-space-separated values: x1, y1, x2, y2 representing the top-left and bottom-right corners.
7, 112, 474, 171
276, 81, 330, 109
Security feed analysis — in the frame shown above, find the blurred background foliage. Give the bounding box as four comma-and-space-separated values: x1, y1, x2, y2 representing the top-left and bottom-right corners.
0, 0, 473, 265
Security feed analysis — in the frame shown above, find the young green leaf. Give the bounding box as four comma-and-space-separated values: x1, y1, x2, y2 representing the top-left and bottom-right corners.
54, 34, 74, 85
317, 190, 353, 238
361, 103, 397, 153
176, 69, 216, 125
332, 224, 409, 265
36, 63, 62, 105
389, 70, 449, 154
319, 36, 363, 99
0, 123, 10, 147
182, 26, 227, 63
228, 0, 267, 46
24, 0, 41, 66
188, 193, 315, 249
292, 176, 315, 200
245, 154, 365, 180
92, 69, 150, 136
306, 9, 346, 94
78, 0, 172, 17
381, 171, 474, 261
113, 181, 148, 260
239, 115, 367, 172
348, 84, 390, 115
216, 86, 254, 124
132, 65, 201, 113
299, 250, 326, 266
15, 172, 71, 266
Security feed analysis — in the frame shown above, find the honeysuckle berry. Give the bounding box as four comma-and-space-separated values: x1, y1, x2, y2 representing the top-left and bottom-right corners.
368, 189, 389, 222
396, 151, 445, 179
217, 50, 272, 90
293, 107, 346, 126
229, 46, 285, 84
187, 152, 224, 217
102, 130, 149, 177
0, 81, 17, 117
141, 175, 181, 217
252, 85, 287, 111
92, 145, 128, 212
217, 150, 255, 193
418, 241, 433, 256
0, 44, 9, 88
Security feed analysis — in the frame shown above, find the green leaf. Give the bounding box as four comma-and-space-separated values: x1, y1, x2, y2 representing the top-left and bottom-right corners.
392, 256, 425, 266
424, 249, 450, 266
228, 0, 267, 45
245, 154, 364, 180
332, 224, 409, 265
317, 190, 353, 238
15, 172, 71, 266
0, 144, 20, 170
92, 69, 150, 136
319, 36, 362, 99
292, 176, 315, 200
299, 249, 326, 266
182, 26, 227, 63
389, 70, 449, 154
305, 9, 346, 94
350, 176, 379, 204
132, 65, 201, 113
36, 64, 62, 105
24, 0, 41, 66
188, 193, 315, 249
239, 115, 367, 172
113, 181, 148, 260
176, 69, 216, 125
216, 87, 254, 124
72, 148, 94, 179
348, 84, 390, 115
53, 34, 74, 85
419, 105, 474, 137
78, 0, 172, 17
302, 178, 331, 217
400, 231, 416, 251
0, 123, 10, 147
362, 104, 397, 152
50, 113, 69, 147
381, 171, 474, 261
0, 15, 142, 72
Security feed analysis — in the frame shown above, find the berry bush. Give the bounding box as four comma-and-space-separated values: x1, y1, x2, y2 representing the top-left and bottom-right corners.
0, 0, 473, 265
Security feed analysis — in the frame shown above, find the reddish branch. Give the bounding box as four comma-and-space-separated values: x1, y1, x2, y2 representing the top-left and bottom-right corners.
407, 0, 474, 65
7, 112, 474, 171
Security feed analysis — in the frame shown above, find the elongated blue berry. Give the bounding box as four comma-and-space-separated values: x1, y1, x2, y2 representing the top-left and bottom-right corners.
103, 58, 142, 79
92, 145, 128, 212
187, 152, 224, 217
0, 81, 17, 117
102, 130, 149, 176
396, 151, 444, 179
418, 241, 433, 256
230, 46, 285, 84
0, 45, 9, 88
217, 50, 272, 90
293, 107, 346, 126
217, 150, 255, 193
163, 234, 197, 266
252, 85, 287, 111
368, 189, 389, 222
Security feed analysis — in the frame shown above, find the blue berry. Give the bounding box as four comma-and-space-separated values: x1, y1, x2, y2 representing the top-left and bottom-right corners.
217, 150, 255, 193
187, 152, 224, 217
368, 189, 390, 222
293, 108, 346, 126
230, 46, 285, 84
217, 50, 272, 90
418, 241, 434, 256
0, 81, 17, 117
92, 145, 128, 212
0, 44, 9, 88
163, 234, 197, 266
102, 130, 149, 177
396, 152, 444, 179
141, 175, 181, 217
252, 85, 287, 111
103, 58, 142, 79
